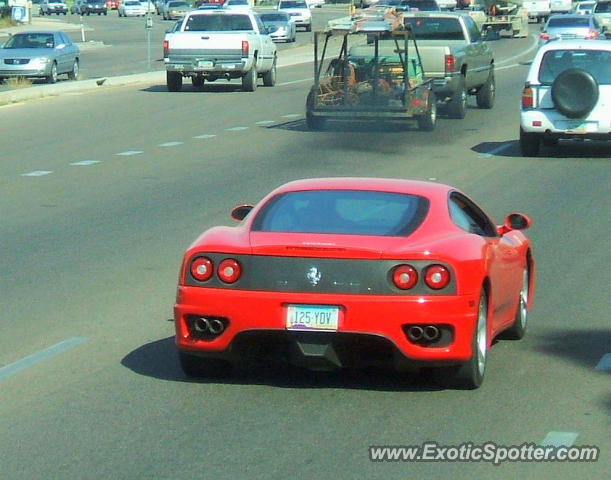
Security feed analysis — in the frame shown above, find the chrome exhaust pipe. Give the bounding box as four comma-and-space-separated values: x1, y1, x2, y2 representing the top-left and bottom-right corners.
208, 318, 225, 335
423, 325, 440, 342
193, 317, 210, 333
407, 325, 424, 342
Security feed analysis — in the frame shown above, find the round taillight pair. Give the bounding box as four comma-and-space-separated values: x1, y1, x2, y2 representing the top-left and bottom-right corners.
190, 257, 242, 284
393, 265, 418, 290
424, 265, 450, 290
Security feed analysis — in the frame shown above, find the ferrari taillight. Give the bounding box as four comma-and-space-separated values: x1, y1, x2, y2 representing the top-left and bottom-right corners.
522, 85, 533, 109
392, 265, 418, 290
242, 41, 249, 56
424, 265, 451, 290
444, 55, 456, 74
218, 259, 241, 283
190, 257, 214, 282
163, 40, 169, 58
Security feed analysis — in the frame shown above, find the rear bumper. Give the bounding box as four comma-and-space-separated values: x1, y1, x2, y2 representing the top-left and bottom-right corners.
174, 286, 480, 368
521, 110, 611, 137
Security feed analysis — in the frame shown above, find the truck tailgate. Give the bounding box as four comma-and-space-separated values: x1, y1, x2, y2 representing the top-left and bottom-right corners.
414, 44, 452, 77
166, 32, 252, 59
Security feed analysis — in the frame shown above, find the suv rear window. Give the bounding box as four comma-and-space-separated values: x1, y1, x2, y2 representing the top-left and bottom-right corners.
185, 14, 253, 31
538, 49, 611, 85
594, 2, 611, 12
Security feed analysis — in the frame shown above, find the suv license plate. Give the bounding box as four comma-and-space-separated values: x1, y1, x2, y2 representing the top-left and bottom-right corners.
197, 61, 213, 69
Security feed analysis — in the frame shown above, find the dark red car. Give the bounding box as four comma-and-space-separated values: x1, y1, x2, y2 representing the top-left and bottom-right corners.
174, 178, 535, 389
105, 0, 120, 9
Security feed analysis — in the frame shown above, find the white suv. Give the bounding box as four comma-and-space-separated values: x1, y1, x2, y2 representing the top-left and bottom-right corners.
519, 40, 611, 156
277, 0, 312, 32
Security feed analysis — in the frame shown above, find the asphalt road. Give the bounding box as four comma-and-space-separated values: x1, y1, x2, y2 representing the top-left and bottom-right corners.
0, 24, 610, 480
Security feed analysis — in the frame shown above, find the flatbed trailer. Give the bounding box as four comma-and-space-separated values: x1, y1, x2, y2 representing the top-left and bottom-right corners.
305, 8, 437, 131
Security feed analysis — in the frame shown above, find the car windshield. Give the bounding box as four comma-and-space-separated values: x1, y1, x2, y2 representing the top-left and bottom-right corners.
538, 49, 611, 85
227, 0, 249, 4
594, 2, 611, 12
4, 33, 54, 49
169, 1, 188, 6
260, 13, 288, 21
404, 17, 464, 40
252, 190, 429, 236
279, 1, 307, 8
185, 13, 253, 30
547, 17, 590, 27
125, 1, 141, 5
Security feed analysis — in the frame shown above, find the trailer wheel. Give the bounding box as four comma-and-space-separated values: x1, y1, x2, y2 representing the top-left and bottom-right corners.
417, 92, 437, 131
166, 71, 182, 92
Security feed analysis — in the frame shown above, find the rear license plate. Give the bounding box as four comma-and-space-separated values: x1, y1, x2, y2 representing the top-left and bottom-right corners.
557, 120, 597, 133
197, 60, 213, 69
286, 305, 339, 331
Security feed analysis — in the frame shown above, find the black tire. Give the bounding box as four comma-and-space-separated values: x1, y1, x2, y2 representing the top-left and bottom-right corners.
476, 68, 495, 109
551, 68, 599, 119
502, 269, 529, 340
305, 24, 312, 32
67, 59, 79, 80
262, 59, 276, 87
242, 66, 257, 92
436, 291, 489, 389
46, 62, 58, 84
417, 91, 437, 131
519, 127, 540, 157
166, 71, 182, 92
191, 76, 204, 88
179, 352, 232, 379
447, 76, 467, 119
306, 90, 325, 130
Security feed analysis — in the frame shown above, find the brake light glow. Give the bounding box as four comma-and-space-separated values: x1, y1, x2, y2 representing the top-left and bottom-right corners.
392, 265, 418, 290
190, 257, 213, 282
522, 85, 533, 108
242, 40, 249, 56
445, 54, 456, 74
218, 259, 241, 283
424, 265, 451, 290
163, 40, 169, 58
539, 32, 550, 42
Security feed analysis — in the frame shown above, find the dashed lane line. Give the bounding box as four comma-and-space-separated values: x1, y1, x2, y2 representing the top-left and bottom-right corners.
540, 432, 579, 447
158, 141, 184, 147
21, 170, 53, 177
70, 160, 100, 166
115, 150, 143, 156
193, 134, 217, 139
226, 126, 249, 131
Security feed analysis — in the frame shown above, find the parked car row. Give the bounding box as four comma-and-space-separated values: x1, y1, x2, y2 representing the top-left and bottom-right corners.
70, 0, 108, 15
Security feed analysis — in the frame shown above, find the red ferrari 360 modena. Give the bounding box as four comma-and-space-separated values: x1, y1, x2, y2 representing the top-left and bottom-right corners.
174, 178, 535, 389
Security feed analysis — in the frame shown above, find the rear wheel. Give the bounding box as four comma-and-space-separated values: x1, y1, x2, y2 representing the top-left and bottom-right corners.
67, 59, 79, 80
191, 76, 204, 89
417, 91, 437, 131
179, 352, 232, 379
519, 127, 540, 157
262, 59, 276, 87
502, 269, 529, 340
166, 71, 182, 92
476, 69, 495, 109
447, 77, 467, 119
242, 66, 257, 92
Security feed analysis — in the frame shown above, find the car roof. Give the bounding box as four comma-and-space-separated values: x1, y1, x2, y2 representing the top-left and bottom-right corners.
270, 178, 454, 198
538, 39, 611, 52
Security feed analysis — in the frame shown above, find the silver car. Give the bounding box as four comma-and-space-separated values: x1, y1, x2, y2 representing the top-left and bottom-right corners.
539, 14, 606, 46
259, 12, 296, 43
0, 31, 80, 84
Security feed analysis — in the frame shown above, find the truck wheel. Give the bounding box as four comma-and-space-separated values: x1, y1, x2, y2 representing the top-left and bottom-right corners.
519, 127, 540, 157
417, 92, 437, 131
242, 67, 257, 92
447, 77, 467, 119
262, 60, 276, 87
166, 71, 182, 92
191, 76, 204, 89
476, 69, 495, 109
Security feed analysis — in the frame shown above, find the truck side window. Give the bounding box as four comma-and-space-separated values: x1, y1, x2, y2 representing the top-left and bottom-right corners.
465, 17, 481, 43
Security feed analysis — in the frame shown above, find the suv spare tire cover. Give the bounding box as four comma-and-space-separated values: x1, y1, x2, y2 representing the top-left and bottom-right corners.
551, 68, 599, 119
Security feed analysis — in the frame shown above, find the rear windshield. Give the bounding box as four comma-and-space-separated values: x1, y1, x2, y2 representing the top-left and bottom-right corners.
260, 13, 289, 21
279, 1, 307, 8
594, 2, 611, 12
403, 17, 463, 40
252, 190, 429, 236
184, 13, 253, 31
547, 17, 590, 27
538, 49, 611, 85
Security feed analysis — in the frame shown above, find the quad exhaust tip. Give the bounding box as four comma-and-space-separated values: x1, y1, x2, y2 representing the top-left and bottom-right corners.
192, 316, 226, 336
407, 325, 440, 343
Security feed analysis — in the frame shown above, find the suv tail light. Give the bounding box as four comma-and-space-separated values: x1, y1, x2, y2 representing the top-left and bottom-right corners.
218, 259, 241, 283
539, 32, 550, 42
586, 29, 599, 39
522, 85, 533, 108
242, 41, 249, 56
444, 54, 456, 74
424, 265, 451, 290
392, 265, 418, 290
163, 40, 169, 58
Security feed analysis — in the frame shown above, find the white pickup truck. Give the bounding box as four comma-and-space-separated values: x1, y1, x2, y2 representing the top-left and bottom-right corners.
163, 10, 277, 92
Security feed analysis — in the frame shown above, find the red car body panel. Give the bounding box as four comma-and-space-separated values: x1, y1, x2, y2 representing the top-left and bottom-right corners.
174, 178, 535, 369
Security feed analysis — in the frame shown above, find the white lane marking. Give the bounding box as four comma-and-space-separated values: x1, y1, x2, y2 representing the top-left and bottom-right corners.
428, 177, 437, 181
193, 134, 217, 139
540, 432, 579, 447
226, 126, 249, 131
281, 114, 300, 118
21, 170, 53, 177
70, 160, 100, 166
595, 353, 611, 371
0, 337, 88, 381
278, 78, 313, 87
158, 141, 184, 147
255, 120, 275, 125
478, 142, 515, 158
115, 150, 143, 156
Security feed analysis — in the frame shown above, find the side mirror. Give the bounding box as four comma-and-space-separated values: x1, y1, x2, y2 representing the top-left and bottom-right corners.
498, 212, 532, 234
231, 204, 254, 221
